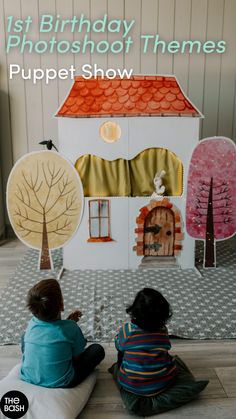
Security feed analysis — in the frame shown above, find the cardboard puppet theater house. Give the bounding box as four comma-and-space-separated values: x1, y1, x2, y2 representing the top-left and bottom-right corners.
57, 75, 202, 270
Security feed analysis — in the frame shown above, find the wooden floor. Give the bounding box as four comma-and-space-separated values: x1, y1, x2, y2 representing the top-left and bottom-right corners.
0, 239, 236, 418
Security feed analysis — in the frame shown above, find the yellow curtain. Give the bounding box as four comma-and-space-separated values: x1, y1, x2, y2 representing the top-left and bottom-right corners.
75, 148, 183, 197
75, 154, 131, 197
129, 148, 183, 196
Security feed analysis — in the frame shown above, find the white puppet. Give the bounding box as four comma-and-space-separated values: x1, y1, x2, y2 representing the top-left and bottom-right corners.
151, 170, 166, 200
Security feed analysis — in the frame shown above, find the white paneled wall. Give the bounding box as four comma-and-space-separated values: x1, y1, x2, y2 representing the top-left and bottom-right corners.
0, 0, 235, 181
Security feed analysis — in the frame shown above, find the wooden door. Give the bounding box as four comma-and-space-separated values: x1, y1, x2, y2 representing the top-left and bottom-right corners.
144, 207, 175, 256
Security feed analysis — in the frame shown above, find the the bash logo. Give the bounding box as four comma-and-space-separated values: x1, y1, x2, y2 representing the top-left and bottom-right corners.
0, 391, 29, 418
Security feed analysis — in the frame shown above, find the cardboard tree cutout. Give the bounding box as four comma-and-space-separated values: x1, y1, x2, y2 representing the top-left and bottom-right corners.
186, 137, 236, 267
7, 151, 84, 270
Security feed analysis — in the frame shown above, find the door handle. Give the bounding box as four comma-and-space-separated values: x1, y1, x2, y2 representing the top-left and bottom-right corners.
144, 225, 162, 234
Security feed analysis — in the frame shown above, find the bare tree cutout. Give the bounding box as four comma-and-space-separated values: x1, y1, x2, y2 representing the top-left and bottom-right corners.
7, 152, 83, 270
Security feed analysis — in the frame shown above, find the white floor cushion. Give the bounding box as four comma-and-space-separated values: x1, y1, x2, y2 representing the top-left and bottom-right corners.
0, 364, 96, 419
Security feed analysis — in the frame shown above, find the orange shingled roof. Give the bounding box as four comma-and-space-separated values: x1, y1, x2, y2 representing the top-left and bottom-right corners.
57, 75, 201, 118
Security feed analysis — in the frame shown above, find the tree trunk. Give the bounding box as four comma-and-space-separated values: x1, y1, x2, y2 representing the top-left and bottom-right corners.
205, 177, 215, 267
40, 214, 51, 270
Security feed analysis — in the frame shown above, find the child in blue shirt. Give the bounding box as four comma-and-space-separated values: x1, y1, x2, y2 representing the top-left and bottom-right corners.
21, 278, 105, 388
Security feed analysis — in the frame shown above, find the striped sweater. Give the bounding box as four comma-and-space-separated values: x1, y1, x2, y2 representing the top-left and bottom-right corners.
115, 322, 177, 396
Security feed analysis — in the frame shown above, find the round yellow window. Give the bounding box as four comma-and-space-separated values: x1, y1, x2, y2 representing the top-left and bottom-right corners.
99, 121, 121, 143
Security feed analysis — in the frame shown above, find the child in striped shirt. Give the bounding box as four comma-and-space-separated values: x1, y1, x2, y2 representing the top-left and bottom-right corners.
111, 288, 177, 396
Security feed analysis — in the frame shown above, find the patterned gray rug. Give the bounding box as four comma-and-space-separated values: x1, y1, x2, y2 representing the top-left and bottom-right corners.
0, 240, 236, 344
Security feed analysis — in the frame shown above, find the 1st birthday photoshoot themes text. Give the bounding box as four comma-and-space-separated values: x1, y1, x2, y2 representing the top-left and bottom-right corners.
6, 13, 226, 55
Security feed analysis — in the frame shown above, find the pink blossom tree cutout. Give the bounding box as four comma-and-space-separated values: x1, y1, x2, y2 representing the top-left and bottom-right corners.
186, 137, 236, 267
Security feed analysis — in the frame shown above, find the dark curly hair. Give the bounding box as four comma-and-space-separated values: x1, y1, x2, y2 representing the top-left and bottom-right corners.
27, 278, 63, 321
126, 288, 172, 332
